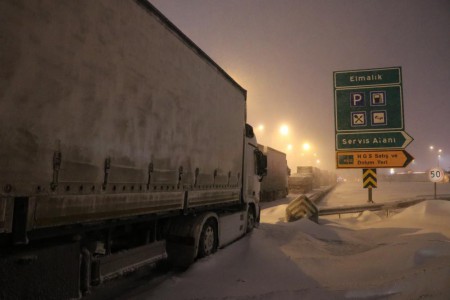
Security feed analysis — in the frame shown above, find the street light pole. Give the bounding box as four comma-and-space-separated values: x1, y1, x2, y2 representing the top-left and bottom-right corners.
438, 149, 442, 167
429, 146, 443, 168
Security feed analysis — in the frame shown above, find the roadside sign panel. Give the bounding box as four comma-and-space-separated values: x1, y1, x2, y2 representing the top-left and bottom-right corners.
335, 85, 403, 132
334, 67, 404, 133
334, 67, 401, 89
336, 131, 413, 150
363, 169, 377, 188
336, 150, 414, 169
428, 167, 445, 183
334, 67, 413, 169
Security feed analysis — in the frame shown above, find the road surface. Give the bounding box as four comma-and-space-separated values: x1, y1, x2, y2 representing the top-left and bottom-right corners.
87, 181, 450, 299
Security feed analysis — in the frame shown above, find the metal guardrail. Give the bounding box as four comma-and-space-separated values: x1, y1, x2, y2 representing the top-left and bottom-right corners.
318, 198, 428, 216
287, 186, 447, 219
305, 185, 336, 203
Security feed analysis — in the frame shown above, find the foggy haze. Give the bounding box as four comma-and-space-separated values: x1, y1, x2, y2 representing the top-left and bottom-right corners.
150, 0, 450, 174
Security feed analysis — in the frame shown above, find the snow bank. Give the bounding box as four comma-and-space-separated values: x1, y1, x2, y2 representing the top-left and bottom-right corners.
260, 199, 450, 299
386, 200, 450, 238
291, 200, 450, 299
138, 199, 450, 300
393, 200, 450, 220
356, 210, 383, 222
260, 204, 288, 224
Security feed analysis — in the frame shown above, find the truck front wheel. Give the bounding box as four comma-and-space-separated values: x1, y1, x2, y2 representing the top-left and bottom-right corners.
247, 207, 255, 233
198, 219, 217, 258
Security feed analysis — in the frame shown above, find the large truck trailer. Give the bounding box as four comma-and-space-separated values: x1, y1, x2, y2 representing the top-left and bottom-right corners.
258, 145, 289, 202
0, 1, 267, 298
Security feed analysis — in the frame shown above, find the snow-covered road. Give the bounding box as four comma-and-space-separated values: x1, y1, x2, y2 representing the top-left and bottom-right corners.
96, 182, 450, 299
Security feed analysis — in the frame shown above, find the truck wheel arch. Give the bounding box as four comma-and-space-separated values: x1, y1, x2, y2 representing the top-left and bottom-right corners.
166, 212, 219, 267
197, 217, 218, 258
192, 213, 219, 258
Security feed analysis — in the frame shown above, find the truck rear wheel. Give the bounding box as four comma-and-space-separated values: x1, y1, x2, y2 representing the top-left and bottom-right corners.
198, 219, 217, 258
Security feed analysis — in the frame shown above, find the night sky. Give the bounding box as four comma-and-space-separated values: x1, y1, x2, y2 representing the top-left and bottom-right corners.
150, 0, 450, 174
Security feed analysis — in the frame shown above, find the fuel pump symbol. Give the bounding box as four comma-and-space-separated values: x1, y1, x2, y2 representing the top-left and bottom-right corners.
370, 91, 386, 106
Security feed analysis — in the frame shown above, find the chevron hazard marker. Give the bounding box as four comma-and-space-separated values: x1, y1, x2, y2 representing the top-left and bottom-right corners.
363, 168, 377, 188
286, 195, 319, 223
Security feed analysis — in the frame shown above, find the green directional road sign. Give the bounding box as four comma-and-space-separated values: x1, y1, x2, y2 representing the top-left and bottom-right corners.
334, 67, 404, 133
334, 67, 414, 168
335, 86, 403, 131
334, 68, 401, 89
336, 131, 413, 150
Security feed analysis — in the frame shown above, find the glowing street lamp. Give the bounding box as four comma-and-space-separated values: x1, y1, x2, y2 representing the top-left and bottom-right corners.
257, 124, 265, 132
438, 149, 443, 167
279, 125, 289, 136
302, 143, 311, 151
429, 145, 444, 167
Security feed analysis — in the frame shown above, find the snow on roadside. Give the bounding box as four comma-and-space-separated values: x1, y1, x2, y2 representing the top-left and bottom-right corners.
137, 200, 450, 300
264, 200, 450, 299
281, 200, 450, 299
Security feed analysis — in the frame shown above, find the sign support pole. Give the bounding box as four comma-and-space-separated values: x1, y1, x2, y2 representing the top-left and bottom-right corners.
368, 187, 373, 203
428, 167, 444, 199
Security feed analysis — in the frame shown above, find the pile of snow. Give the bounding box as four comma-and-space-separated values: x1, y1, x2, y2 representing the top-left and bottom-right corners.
260, 203, 288, 224
389, 200, 450, 238
355, 210, 383, 222
128, 200, 450, 299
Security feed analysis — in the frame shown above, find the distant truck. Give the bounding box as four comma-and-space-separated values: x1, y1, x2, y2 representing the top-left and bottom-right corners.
258, 145, 289, 201
288, 166, 337, 194
288, 166, 319, 193
0, 1, 267, 298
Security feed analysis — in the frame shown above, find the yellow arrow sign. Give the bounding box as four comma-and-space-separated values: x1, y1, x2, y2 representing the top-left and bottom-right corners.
363, 168, 377, 188
336, 150, 414, 169
364, 177, 377, 187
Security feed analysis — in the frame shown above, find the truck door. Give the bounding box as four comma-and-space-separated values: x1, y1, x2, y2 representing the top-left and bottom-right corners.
243, 124, 267, 202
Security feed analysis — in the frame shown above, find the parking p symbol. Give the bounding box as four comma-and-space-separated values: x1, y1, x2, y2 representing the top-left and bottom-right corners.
350, 92, 365, 107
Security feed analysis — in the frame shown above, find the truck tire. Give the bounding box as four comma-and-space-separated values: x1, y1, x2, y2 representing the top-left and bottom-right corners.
247, 207, 255, 233
198, 219, 217, 258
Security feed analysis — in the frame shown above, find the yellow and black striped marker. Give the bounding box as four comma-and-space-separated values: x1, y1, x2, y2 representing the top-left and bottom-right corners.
363, 168, 377, 188
286, 195, 319, 223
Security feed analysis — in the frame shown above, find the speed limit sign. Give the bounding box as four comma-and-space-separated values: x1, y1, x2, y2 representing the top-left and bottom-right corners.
428, 167, 444, 182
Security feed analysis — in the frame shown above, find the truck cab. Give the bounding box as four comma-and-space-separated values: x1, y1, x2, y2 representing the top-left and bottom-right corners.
244, 124, 267, 225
